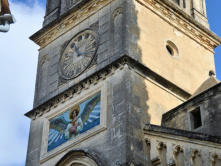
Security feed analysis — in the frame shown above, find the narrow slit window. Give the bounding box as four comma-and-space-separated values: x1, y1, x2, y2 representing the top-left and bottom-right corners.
190, 107, 202, 129
183, 0, 186, 8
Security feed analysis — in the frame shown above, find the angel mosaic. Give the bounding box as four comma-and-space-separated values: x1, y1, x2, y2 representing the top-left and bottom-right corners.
48, 93, 101, 151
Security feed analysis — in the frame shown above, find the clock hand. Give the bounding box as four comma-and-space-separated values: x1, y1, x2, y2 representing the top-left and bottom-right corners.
74, 45, 81, 57
78, 52, 87, 56
78, 50, 95, 57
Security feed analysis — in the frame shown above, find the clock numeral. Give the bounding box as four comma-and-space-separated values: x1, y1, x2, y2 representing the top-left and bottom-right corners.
86, 41, 96, 49
63, 64, 69, 70
85, 33, 89, 39
70, 43, 76, 49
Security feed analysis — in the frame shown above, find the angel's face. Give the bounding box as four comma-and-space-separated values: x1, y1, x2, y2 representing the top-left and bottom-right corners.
70, 110, 78, 120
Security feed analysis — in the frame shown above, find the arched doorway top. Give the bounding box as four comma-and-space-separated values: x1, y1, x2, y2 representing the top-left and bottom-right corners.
56, 150, 103, 166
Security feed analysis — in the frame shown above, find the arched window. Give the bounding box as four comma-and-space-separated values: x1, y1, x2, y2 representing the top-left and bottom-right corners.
56, 150, 102, 166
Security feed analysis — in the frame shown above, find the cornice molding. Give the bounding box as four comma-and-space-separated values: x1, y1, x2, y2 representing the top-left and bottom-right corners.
144, 124, 221, 145
30, 0, 112, 49
136, 0, 221, 52
25, 56, 191, 120
25, 56, 127, 120
30, 0, 221, 52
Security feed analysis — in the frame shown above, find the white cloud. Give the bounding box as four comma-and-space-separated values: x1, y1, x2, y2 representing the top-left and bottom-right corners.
0, 1, 44, 165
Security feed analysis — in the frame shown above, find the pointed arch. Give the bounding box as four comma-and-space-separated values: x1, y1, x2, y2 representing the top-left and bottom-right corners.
56, 150, 104, 166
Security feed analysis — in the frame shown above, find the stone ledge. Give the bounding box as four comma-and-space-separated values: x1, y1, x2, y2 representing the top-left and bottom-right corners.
137, 0, 221, 52
25, 55, 191, 119
30, 0, 221, 50
30, 0, 112, 48
144, 124, 221, 144
153, 0, 221, 43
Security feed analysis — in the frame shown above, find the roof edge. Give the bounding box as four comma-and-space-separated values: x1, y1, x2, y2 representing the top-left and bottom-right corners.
162, 82, 221, 123
30, 0, 221, 47
144, 124, 221, 144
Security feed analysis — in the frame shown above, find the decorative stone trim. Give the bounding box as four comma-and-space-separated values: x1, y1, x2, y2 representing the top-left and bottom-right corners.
173, 145, 184, 166
191, 149, 202, 165
30, 0, 113, 49
157, 142, 167, 166
157, 142, 167, 151
25, 56, 191, 120
25, 56, 127, 120
145, 138, 151, 147
136, 0, 221, 52
211, 153, 221, 166
55, 149, 104, 166
173, 145, 184, 156
144, 124, 221, 144
31, 0, 221, 52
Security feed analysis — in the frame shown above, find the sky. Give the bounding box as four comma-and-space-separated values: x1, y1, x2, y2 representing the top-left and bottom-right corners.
0, 0, 220, 166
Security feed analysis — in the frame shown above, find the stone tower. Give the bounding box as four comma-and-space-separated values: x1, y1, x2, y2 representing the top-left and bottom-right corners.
25, 0, 221, 165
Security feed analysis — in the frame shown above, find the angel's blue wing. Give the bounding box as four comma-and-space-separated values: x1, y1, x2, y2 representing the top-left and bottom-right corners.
80, 93, 101, 123
49, 116, 69, 134
48, 116, 70, 151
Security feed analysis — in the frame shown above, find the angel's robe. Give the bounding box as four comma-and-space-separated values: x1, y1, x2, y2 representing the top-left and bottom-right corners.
0, 0, 11, 15
64, 118, 83, 140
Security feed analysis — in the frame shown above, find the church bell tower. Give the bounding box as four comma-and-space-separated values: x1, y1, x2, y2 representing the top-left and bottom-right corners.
25, 0, 221, 165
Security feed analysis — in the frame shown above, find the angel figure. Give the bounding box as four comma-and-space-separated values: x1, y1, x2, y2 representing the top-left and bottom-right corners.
48, 93, 101, 151
64, 105, 83, 139
0, 0, 15, 32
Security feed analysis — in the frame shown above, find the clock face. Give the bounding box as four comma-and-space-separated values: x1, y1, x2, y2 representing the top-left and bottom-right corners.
59, 30, 98, 80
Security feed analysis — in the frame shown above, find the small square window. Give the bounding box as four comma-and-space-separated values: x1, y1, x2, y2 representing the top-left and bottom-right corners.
190, 107, 202, 130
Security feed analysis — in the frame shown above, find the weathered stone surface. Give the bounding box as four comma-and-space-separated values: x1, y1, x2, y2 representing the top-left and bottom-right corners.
33, 0, 219, 109
162, 83, 221, 137
144, 124, 221, 166
34, 0, 127, 107
26, 119, 44, 166
30, 67, 151, 166
26, 0, 221, 166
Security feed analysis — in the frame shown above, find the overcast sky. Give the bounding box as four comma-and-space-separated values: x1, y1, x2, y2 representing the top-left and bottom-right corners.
0, 1, 44, 166
0, 0, 220, 166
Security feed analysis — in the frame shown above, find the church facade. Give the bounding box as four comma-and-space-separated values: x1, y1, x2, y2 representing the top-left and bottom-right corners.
25, 0, 221, 165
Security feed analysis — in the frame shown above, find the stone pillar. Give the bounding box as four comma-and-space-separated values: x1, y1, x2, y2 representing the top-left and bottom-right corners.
173, 146, 185, 166
25, 119, 44, 166
157, 142, 167, 166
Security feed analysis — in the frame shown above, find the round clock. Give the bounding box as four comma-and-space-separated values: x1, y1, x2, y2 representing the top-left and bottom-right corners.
59, 30, 98, 80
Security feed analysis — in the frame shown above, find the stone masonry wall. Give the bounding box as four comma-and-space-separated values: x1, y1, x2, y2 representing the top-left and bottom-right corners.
34, 0, 127, 108
27, 66, 151, 166
162, 85, 221, 137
